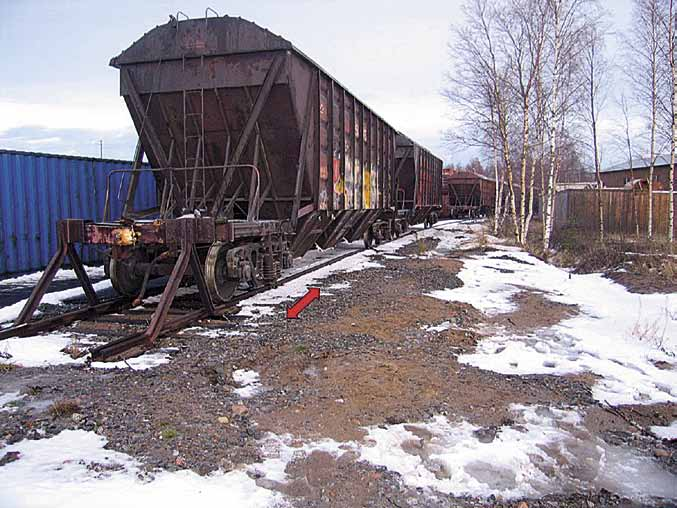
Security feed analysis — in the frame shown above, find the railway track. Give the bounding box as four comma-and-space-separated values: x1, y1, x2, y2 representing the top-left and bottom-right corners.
0, 230, 417, 363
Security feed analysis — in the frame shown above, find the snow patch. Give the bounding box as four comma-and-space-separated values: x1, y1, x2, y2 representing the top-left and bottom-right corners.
430, 247, 677, 406
651, 421, 677, 440
0, 430, 284, 508
180, 327, 243, 338
423, 321, 452, 333
0, 391, 26, 412
91, 349, 177, 370
233, 369, 263, 398
0, 332, 176, 370
0, 280, 113, 324
358, 405, 676, 501
0, 266, 105, 287
143, 286, 198, 304
0, 332, 79, 367
325, 281, 351, 290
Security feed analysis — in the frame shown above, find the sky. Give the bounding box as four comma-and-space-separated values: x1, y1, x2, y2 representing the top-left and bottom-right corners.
0, 0, 632, 165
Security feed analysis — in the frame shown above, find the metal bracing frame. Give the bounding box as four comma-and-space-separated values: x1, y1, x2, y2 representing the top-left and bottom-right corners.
243, 87, 282, 219
318, 210, 359, 249
121, 68, 169, 168
121, 140, 146, 218
211, 53, 285, 217
184, 88, 207, 211
291, 70, 318, 227
15, 222, 99, 326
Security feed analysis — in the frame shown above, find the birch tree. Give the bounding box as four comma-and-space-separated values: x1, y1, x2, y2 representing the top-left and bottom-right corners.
582, 23, 608, 241
626, 0, 669, 238
619, 94, 641, 237
446, 0, 521, 241
541, 0, 591, 251
668, 0, 676, 242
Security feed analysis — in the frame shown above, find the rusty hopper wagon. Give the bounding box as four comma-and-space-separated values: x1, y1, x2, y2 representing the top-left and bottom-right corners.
394, 134, 443, 229
443, 170, 496, 219
5, 13, 443, 357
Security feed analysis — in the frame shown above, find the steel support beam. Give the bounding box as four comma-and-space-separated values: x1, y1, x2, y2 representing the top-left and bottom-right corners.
211, 53, 285, 217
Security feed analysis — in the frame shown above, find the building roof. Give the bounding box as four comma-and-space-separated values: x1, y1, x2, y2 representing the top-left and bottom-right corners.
602, 155, 672, 173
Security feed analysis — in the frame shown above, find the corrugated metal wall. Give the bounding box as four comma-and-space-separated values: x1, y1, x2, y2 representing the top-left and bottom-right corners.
0, 150, 157, 274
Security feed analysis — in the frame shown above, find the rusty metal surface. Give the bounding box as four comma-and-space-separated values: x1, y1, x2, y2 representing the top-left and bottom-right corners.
110, 15, 403, 256
442, 171, 496, 217
394, 135, 443, 214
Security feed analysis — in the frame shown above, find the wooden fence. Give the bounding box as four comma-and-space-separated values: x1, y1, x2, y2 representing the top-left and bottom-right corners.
553, 189, 676, 238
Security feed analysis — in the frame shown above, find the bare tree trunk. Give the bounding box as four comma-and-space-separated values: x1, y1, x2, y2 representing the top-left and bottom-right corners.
518, 99, 531, 244
649, 47, 657, 239
670, 0, 676, 243
621, 96, 640, 238
491, 102, 502, 235
498, 110, 521, 244
586, 25, 605, 242
526, 61, 545, 245
493, 143, 502, 234
542, 0, 562, 252
643, 0, 662, 239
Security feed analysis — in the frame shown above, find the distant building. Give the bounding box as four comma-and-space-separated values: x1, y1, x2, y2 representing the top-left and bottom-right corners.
601, 156, 673, 189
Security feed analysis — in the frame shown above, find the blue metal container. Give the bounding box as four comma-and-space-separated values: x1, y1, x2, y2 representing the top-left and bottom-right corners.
0, 149, 156, 274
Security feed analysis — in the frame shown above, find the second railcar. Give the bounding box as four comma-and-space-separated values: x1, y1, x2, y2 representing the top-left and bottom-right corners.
394, 135, 443, 227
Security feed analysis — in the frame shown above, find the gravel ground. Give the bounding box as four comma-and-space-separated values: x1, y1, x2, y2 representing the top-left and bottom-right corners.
0, 226, 675, 507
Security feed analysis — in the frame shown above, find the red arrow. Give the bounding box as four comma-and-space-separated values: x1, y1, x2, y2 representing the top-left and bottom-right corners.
286, 287, 320, 319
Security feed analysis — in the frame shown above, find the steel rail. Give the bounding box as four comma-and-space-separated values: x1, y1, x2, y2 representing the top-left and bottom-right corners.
0, 229, 417, 362
89, 229, 418, 362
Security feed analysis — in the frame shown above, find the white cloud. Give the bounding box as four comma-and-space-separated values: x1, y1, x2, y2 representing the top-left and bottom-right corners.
0, 98, 132, 134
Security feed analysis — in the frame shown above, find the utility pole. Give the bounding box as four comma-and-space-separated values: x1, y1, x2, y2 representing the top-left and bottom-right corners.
99, 140, 103, 159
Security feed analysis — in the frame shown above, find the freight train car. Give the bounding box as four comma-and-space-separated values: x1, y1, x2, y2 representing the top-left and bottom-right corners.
394, 135, 443, 228
442, 170, 496, 218
9, 13, 443, 351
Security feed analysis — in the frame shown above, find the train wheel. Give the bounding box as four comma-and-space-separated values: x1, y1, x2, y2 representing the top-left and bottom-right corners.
393, 221, 401, 239
205, 243, 238, 303
384, 226, 393, 242
363, 229, 374, 249
109, 250, 145, 297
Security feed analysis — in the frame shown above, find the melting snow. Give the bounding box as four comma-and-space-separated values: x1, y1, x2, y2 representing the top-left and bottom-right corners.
180, 327, 243, 338
0, 430, 285, 508
0, 266, 105, 287
232, 369, 263, 398
90, 349, 177, 370
0, 332, 175, 370
357, 404, 676, 501
325, 281, 351, 290
423, 321, 452, 333
0, 391, 26, 412
651, 421, 677, 440
429, 247, 677, 406
0, 280, 113, 324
